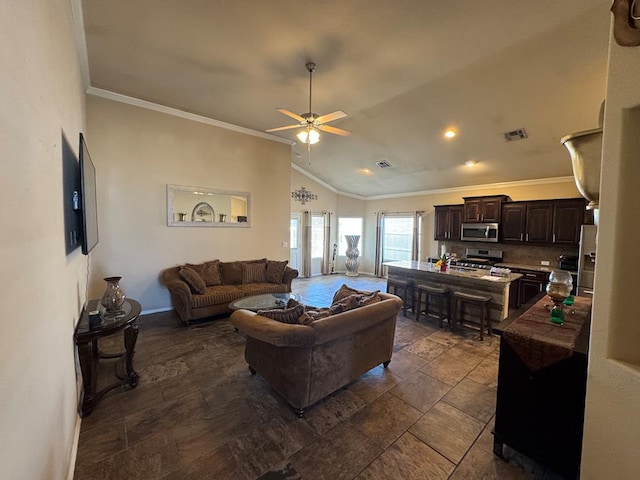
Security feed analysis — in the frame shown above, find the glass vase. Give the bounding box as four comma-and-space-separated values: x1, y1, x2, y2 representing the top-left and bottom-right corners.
101, 276, 126, 312
546, 270, 573, 324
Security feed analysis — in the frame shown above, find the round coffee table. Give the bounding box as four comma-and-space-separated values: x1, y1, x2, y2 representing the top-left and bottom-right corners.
229, 292, 302, 312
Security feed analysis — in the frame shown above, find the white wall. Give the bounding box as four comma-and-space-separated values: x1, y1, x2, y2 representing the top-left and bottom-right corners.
581, 20, 640, 480
86, 95, 292, 312
0, 0, 86, 478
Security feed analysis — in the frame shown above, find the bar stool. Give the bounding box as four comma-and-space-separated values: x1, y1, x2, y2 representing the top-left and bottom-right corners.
386, 278, 414, 317
416, 284, 450, 328
452, 291, 492, 340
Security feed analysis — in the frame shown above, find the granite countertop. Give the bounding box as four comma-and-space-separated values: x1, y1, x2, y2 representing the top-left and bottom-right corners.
384, 260, 522, 284
495, 262, 578, 276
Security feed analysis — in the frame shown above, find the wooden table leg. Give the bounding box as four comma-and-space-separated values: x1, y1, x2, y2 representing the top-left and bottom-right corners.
124, 322, 139, 388
77, 340, 97, 416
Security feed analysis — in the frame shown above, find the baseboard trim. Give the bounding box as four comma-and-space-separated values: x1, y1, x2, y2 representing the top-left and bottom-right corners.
66, 414, 82, 480
141, 306, 174, 315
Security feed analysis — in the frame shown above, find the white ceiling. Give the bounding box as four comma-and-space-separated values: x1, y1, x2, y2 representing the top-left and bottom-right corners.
82, 0, 610, 197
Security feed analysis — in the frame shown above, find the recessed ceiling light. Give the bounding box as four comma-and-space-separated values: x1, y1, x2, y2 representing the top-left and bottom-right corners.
360, 168, 373, 175
444, 129, 457, 139
465, 160, 478, 167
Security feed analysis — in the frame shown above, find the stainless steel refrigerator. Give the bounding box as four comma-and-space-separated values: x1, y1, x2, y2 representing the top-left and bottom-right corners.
577, 224, 597, 298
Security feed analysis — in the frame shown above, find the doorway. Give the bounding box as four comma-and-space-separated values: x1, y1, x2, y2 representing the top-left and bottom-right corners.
290, 213, 301, 272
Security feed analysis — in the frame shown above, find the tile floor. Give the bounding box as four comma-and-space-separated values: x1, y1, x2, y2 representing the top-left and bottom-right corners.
73, 274, 564, 479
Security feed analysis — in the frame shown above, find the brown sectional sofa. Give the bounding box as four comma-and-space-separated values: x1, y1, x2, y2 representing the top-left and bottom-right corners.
230, 292, 403, 417
160, 259, 298, 324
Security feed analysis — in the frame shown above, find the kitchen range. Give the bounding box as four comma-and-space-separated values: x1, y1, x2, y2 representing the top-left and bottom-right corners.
450, 248, 504, 269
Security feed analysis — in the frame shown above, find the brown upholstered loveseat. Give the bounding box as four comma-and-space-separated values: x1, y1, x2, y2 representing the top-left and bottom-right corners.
160, 259, 298, 324
230, 292, 402, 417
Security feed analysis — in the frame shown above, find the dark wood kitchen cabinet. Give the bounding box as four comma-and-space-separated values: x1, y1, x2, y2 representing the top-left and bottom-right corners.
434, 204, 463, 241
517, 270, 548, 306
463, 195, 509, 223
501, 198, 587, 246
508, 268, 548, 308
553, 199, 586, 245
501, 203, 527, 242
525, 202, 554, 243
493, 295, 592, 480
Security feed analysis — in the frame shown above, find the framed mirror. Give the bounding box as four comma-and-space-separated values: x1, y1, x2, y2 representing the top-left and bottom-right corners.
167, 184, 250, 227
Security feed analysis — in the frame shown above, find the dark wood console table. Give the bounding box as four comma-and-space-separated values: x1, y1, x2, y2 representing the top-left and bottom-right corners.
492, 293, 591, 479
74, 298, 141, 416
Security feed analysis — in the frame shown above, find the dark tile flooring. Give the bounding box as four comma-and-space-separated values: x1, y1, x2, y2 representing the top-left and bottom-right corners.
74, 274, 563, 480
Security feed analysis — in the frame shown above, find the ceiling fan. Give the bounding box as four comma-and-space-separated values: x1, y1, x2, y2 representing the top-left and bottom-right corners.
266, 62, 351, 146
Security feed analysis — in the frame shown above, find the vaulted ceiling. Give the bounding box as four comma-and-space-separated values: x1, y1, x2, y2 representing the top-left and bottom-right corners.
82, 0, 610, 197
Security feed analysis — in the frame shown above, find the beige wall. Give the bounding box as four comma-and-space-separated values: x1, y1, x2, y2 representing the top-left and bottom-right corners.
87, 96, 292, 312
581, 23, 640, 480
290, 169, 581, 276
0, 0, 87, 478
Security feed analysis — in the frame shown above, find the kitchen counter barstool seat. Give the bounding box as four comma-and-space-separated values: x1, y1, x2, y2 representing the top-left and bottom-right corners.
416, 284, 450, 328
452, 291, 492, 340
386, 278, 413, 316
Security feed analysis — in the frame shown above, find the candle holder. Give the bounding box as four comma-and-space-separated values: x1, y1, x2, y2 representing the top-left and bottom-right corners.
546, 270, 573, 325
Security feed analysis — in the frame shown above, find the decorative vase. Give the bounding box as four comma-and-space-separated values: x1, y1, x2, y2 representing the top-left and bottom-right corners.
101, 276, 126, 312
440, 263, 447, 272
546, 270, 573, 325
345, 235, 361, 277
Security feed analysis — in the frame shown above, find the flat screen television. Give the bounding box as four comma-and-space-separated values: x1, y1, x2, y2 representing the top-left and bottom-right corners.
79, 133, 99, 255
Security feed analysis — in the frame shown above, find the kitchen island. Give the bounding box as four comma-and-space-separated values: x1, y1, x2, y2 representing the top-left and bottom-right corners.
492, 293, 591, 479
384, 260, 522, 325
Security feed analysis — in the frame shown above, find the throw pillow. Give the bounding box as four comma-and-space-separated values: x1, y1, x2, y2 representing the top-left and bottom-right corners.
187, 260, 221, 286
178, 267, 206, 294
221, 259, 267, 284
332, 284, 376, 305
257, 304, 305, 324
329, 295, 360, 314
286, 298, 300, 308
242, 262, 267, 284
265, 260, 288, 284
298, 308, 333, 325
356, 290, 382, 306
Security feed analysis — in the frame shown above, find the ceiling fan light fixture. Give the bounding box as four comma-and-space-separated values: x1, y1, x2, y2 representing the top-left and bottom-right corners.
297, 127, 320, 145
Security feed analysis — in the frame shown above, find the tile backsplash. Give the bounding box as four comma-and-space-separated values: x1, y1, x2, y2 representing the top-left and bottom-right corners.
441, 241, 578, 268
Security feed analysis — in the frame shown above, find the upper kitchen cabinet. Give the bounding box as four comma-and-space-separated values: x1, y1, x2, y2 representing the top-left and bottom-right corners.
463, 195, 510, 223
434, 204, 464, 241
502, 202, 527, 242
500, 198, 587, 246
526, 202, 554, 243
553, 199, 587, 245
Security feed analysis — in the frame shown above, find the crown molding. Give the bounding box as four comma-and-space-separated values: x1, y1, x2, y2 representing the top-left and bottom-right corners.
361, 176, 577, 200
291, 163, 575, 201
69, 0, 90, 91
291, 163, 341, 194
87, 88, 294, 145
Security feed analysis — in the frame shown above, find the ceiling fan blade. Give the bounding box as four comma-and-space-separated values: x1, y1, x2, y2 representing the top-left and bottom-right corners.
315, 110, 347, 124
277, 108, 306, 123
318, 124, 351, 136
265, 124, 302, 133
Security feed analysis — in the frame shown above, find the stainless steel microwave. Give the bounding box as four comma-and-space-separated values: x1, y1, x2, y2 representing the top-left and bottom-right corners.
461, 223, 499, 242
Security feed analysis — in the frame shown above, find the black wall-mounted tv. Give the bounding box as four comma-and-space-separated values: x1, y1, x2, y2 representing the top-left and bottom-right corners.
79, 133, 98, 255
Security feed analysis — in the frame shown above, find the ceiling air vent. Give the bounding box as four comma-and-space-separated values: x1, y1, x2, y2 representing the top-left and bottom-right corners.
504, 128, 528, 142
376, 160, 392, 168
